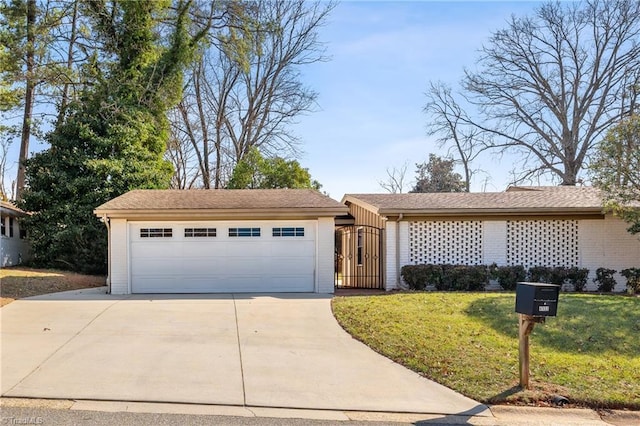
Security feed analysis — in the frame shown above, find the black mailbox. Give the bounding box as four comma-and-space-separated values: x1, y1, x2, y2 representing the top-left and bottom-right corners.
515, 282, 560, 316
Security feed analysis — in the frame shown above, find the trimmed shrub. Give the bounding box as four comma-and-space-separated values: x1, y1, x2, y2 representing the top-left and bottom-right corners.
437, 264, 454, 291
620, 268, 640, 294
401, 264, 488, 291
566, 267, 590, 292
528, 266, 550, 283
547, 267, 569, 286
527, 266, 569, 286
441, 265, 488, 291
401, 264, 443, 290
594, 267, 617, 292
401, 265, 429, 290
489, 264, 527, 290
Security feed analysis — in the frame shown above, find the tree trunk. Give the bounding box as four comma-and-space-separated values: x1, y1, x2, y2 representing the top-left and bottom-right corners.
56, 0, 79, 126
194, 61, 210, 188
561, 160, 578, 186
16, 0, 37, 200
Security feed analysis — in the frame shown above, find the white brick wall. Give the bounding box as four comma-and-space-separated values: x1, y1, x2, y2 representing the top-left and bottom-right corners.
385, 221, 397, 290
396, 214, 639, 292
109, 219, 129, 295
398, 221, 410, 288
483, 221, 507, 266
580, 216, 640, 292
316, 217, 336, 293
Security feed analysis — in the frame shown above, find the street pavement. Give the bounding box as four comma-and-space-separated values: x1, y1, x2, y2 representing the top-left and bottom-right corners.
1, 398, 638, 425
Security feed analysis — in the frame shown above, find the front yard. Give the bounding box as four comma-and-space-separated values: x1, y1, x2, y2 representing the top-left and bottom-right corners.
0, 267, 105, 306
332, 292, 640, 409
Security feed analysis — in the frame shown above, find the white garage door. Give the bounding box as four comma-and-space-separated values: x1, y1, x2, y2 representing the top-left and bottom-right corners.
129, 221, 316, 293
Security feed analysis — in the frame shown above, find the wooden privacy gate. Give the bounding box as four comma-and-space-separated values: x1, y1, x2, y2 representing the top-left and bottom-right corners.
335, 225, 383, 289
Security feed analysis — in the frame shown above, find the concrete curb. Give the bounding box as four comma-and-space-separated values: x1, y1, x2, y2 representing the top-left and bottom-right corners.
2, 398, 638, 425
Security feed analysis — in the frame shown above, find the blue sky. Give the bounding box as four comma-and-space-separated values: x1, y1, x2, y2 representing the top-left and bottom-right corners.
294, 0, 545, 198
3, 1, 549, 199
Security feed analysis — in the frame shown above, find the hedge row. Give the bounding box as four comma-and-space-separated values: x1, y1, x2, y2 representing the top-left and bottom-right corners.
400, 264, 640, 293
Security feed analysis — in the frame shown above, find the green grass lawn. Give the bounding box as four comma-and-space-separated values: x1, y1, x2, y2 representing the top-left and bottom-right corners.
332, 292, 640, 409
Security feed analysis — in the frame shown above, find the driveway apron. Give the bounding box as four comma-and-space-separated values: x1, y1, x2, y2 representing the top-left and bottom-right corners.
1, 288, 486, 415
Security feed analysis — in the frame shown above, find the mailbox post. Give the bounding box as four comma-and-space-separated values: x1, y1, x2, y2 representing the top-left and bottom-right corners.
515, 282, 560, 389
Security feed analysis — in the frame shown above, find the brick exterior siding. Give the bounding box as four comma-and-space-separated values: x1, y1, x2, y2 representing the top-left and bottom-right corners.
390, 215, 639, 292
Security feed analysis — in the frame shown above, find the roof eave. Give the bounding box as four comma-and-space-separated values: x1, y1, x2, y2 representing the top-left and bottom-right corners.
94, 207, 349, 220
378, 207, 605, 216
341, 195, 382, 215
0, 206, 29, 217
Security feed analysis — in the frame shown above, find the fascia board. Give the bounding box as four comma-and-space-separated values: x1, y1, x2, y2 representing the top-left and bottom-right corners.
341, 196, 381, 215
94, 207, 348, 220
377, 207, 605, 216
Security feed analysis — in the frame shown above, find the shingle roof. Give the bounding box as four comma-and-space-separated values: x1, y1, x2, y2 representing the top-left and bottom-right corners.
95, 189, 347, 216
343, 186, 606, 215
0, 200, 28, 216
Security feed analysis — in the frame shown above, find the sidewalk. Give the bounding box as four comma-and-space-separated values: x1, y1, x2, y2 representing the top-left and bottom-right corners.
1, 398, 638, 425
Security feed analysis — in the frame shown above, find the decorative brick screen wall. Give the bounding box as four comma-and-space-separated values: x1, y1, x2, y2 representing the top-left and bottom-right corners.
409, 221, 483, 265
507, 220, 579, 268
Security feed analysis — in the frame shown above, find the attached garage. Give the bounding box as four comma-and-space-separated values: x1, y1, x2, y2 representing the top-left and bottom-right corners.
129, 220, 316, 293
94, 189, 347, 294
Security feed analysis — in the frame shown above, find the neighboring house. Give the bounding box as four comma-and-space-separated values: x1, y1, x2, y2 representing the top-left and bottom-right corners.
94, 189, 348, 295
341, 186, 640, 292
0, 200, 31, 267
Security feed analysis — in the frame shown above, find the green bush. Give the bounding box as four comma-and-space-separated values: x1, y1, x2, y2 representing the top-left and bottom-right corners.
566, 267, 590, 292
528, 266, 550, 283
620, 268, 640, 294
547, 267, 569, 286
401, 265, 428, 290
401, 264, 444, 290
441, 265, 488, 291
401, 264, 488, 291
594, 268, 617, 292
489, 264, 527, 290
434, 264, 452, 290
401, 264, 617, 294
527, 266, 569, 287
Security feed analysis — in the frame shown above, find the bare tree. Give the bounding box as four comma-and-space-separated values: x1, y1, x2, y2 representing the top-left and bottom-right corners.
167, 0, 333, 188
459, 0, 640, 185
2, 0, 97, 199
424, 81, 486, 192
15, 0, 37, 200
0, 137, 13, 200
379, 162, 408, 193
226, 0, 331, 160
167, 44, 241, 189
167, 106, 202, 189
55, 0, 80, 126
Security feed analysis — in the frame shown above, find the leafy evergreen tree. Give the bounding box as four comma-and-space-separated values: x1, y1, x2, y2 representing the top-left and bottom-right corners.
410, 154, 466, 193
19, 0, 211, 273
227, 147, 321, 190
591, 115, 640, 234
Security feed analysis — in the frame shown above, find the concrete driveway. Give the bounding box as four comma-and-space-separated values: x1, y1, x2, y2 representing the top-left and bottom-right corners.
1, 288, 488, 416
